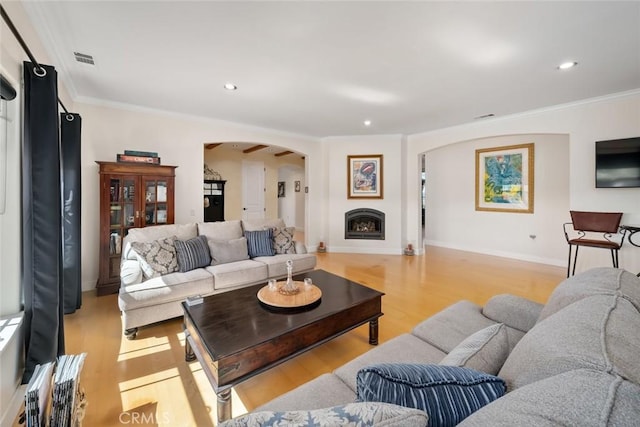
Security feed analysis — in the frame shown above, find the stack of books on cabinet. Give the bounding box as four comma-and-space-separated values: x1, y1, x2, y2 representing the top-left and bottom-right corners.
116, 150, 161, 164
24, 353, 87, 427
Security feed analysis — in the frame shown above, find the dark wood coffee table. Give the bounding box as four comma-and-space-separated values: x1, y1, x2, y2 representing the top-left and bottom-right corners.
182, 269, 384, 423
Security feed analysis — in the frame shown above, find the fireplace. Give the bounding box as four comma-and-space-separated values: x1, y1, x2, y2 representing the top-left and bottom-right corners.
345, 208, 385, 240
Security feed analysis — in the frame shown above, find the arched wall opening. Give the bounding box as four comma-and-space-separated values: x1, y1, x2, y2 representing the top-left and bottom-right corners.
202, 142, 307, 237
419, 133, 570, 266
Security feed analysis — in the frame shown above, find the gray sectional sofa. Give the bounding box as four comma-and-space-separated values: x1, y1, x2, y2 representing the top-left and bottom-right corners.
233, 267, 640, 426
117, 218, 316, 339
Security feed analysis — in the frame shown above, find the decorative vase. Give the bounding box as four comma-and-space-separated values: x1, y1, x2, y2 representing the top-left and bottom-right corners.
280, 259, 300, 295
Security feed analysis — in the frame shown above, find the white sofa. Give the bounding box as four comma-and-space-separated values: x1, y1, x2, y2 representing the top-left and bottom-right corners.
117, 218, 316, 339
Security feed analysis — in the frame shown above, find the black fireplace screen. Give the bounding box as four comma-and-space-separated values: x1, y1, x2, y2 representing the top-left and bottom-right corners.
345, 208, 385, 240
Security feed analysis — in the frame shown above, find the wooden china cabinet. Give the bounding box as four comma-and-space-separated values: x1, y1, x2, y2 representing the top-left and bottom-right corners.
96, 161, 177, 295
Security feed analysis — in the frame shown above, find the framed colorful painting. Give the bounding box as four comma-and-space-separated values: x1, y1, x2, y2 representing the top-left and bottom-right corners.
348, 154, 383, 199
475, 143, 534, 213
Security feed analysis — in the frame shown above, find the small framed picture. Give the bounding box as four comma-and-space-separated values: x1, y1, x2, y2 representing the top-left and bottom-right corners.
295, 181, 301, 192
278, 181, 285, 198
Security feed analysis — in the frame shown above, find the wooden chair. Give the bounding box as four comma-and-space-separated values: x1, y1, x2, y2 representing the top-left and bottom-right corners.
563, 211, 626, 277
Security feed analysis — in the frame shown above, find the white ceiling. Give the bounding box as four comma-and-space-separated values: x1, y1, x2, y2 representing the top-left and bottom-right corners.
22, 1, 640, 138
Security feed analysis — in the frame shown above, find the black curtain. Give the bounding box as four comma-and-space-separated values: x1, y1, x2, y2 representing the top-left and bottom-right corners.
61, 113, 82, 313
22, 62, 65, 382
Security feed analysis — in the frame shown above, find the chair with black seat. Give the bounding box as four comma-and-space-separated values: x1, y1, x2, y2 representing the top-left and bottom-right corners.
563, 210, 627, 277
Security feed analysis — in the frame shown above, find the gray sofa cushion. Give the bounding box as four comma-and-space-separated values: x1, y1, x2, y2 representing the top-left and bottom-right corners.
459, 369, 640, 427
252, 254, 317, 278
205, 260, 268, 290
242, 218, 286, 231
208, 237, 250, 265
440, 323, 509, 375
412, 301, 497, 353
126, 223, 197, 244
538, 267, 640, 322
256, 373, 356, 412
334, 334, 447, 392
499, 294, 640, 391
118, 268, 214, 311
222, 402, 428, 427
197, 220, 243, 241
482, 294, 543, 333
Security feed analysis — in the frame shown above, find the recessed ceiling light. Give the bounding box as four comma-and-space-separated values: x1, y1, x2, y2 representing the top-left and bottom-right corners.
363, 120, 372, 127
224, 83, 237, 90
474, 113, 495, 120
558, 61, 578, 70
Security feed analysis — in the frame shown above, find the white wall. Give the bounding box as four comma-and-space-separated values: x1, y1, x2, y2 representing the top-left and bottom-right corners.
425, 134, 570, 265
408, 91, 640, 274
277, 165, 305, 229
78, 102, 321, 291
322, 135, 405, 254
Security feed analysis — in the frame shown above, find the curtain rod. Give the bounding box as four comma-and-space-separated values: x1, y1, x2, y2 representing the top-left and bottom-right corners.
0, 4, 69, 114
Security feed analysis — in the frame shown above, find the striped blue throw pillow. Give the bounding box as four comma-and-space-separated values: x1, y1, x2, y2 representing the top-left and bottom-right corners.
174, 235, 211, 272
245, 229, 275, 258
356, 364, 505, 427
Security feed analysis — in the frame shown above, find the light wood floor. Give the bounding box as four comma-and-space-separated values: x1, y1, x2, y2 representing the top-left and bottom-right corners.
59, 248, 564, 426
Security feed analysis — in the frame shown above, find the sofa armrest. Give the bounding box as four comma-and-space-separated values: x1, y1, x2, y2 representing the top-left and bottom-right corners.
482, 294, 543, 333
121, 236, 138, 261
294, 241, 308, 254
120, 259, 143, 286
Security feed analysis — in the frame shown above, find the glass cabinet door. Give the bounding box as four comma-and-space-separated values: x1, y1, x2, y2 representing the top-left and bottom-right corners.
107, 177, 129, 282
123, 179, 136, 228
144, 178, 169, 225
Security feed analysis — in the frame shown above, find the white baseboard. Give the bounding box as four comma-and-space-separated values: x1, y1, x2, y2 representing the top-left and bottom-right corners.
424, 240, 565, 267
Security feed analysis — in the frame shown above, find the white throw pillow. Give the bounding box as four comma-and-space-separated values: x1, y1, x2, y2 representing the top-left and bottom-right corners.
440, 323, 509, 375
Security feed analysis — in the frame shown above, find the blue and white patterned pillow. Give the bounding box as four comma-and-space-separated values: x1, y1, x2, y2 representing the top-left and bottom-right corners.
357, 364, 505, 427
218, 402, 428, 427
245, 229, 275, 258
174, 235, 211, 272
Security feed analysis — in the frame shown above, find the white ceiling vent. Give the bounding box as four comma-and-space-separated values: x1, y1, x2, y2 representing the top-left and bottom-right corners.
73, 52, 95, 65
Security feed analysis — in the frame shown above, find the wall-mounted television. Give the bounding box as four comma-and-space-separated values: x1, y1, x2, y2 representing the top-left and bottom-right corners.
595, 137, 640, 188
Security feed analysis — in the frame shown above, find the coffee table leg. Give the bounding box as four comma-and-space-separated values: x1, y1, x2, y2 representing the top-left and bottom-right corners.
369, 319, 379, 345
184, 333, 196, 362
217, 389, 232, 423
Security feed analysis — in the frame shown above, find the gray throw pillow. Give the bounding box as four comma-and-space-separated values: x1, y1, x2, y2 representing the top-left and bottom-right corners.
130, 236, 178, 279
440, 323, 509, 375
219, 402, 428, 427
174, 235, 211, 272
208, 237, 250, 266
